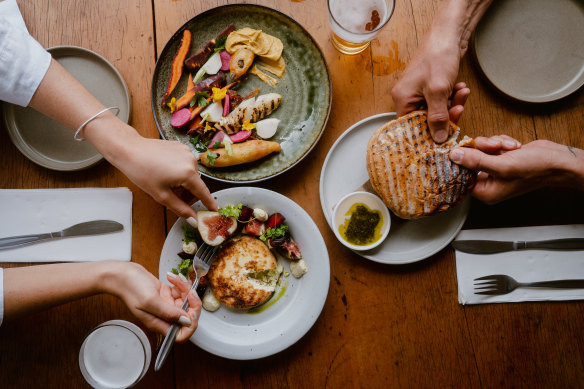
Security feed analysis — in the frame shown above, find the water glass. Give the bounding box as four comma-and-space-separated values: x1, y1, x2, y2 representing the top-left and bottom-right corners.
79, 320, 151, 389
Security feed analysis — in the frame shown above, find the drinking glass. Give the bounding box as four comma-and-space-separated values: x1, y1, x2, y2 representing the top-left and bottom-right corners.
327, 0, 395, 55
79, 320, 151, 389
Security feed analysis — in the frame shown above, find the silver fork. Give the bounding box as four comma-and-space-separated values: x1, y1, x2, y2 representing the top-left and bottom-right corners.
474, 274, 584, 295
154, 243, 219, 371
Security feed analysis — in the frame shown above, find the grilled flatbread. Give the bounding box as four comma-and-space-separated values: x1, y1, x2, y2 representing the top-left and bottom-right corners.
208, 236, 279, 309
366, 111, 476, 219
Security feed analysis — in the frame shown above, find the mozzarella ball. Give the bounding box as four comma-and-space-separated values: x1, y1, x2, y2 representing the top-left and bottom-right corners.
182, 241, 198, 255
252, 208, 268, 222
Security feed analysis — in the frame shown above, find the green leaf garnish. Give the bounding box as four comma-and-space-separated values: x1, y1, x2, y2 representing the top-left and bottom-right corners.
177, 257, 193, 277
260, 224, 289, 241
218, 203, 243, 218
211, 141, 221, 149
190, 91, 211, 108
182, 225, 199, 244
189, 135, 210, 153
206, 150, 219, 166
214, 36, 227, 53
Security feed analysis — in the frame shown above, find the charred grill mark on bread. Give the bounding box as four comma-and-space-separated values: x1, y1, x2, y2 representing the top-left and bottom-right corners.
366, 111, 476, 219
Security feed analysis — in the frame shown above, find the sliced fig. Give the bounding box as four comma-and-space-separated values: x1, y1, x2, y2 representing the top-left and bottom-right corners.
239, 205, 253, 222
243, 218, 265, 237
197, 210, 237, 246
269, 234, 302, 260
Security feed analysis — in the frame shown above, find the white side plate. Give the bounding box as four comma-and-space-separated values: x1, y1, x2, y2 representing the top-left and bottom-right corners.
319, 113, 469, 264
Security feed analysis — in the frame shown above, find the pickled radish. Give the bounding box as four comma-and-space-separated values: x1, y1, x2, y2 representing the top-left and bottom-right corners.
209, 131, 225, 149
230, 130, 251, 143
170, 108, 191, 128
219, 50, 231, 71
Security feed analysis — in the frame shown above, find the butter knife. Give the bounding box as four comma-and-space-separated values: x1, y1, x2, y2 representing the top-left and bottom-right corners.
452, 238, 584, 254
0, 220, 124, 249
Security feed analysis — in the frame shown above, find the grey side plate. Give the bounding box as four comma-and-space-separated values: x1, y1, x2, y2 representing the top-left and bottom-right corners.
2, 46, 131, 171
472, 0, 584, 103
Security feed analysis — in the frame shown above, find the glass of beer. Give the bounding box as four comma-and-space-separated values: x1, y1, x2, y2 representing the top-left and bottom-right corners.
327, 0, 395, 55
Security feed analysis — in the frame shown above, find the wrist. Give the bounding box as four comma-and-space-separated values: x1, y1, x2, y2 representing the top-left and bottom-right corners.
95, 260, 127, 297
82, 115, 143, 168
558, 146, 584, 190
430, 0, 494, 56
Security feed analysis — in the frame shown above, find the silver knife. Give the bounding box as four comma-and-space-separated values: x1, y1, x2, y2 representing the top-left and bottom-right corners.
452, 238, 584, 254
0, 220, 124, 249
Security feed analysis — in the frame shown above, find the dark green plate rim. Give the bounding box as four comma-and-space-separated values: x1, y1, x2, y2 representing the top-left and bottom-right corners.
150, 4, 331, 184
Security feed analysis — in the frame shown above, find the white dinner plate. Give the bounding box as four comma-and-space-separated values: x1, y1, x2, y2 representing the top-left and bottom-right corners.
158, 187, 330, 360
319, 113, 470, 265
472, 0, 584, 103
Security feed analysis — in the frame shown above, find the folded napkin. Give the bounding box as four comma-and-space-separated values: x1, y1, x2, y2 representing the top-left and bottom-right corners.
0, 188, 132, 262
456, 225, 584, 305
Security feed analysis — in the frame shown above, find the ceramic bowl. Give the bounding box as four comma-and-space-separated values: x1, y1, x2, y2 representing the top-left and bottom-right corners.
332, 191, 390, 251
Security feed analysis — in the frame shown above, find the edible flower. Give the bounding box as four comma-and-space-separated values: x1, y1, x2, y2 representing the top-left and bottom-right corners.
167, 97, 177, 113
242, 120, 255, 131
204, 122, 215, 133
212, 87, 227, 102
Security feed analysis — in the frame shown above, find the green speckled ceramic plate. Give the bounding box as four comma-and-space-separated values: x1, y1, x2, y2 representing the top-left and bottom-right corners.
151, 4, 331, 183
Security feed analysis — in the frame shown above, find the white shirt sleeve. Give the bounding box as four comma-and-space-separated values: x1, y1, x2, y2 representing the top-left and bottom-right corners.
0, 0, 52, 107
0, 268, 4, 327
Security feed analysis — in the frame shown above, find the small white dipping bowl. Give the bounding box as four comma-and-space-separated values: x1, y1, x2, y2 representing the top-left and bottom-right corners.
332, 191, 390, 251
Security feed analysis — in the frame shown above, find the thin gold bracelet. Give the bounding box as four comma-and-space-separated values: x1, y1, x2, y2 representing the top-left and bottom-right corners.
74, 106, 120, 141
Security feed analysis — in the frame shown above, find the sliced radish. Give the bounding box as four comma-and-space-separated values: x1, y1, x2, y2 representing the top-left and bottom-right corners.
219, 50, 231, 71
203, 52, 222, 75
255, 118, 280, 139
170, 108, 191, 128
230, 130, 251, 143
200, 101, 223, 123
193, 52, 223, 83
209, 131, 225, 149
223, 93, 230, 117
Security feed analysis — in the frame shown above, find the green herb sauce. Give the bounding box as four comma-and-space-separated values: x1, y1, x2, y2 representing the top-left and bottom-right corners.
339, 203, 382, 246
247, 281, 288, 315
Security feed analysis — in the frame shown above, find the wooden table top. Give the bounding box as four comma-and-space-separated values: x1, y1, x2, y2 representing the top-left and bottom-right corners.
1, 1, 583, 388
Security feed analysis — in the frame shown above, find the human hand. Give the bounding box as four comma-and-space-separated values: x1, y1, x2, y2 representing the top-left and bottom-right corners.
116, 135, 218, 221
449, 136, 582, 204
107, 262, 201, 342
391, 33, 469, 143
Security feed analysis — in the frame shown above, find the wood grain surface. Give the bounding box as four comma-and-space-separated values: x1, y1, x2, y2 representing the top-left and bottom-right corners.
1, 0, 583, 388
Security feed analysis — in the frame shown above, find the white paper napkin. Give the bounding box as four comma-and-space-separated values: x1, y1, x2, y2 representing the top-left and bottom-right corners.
455, 225, 584, 305
0, 188, 132, 262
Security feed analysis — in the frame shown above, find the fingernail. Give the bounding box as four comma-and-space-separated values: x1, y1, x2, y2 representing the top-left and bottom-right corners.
186, 217, 198, 228
503, 140, 516, 148
516, 141, 522, 147
167, 272, 178, 279
434, 130, 448, 143
450, 148, 464, 163
178, 315, 191, 327
178, 273, 188, 283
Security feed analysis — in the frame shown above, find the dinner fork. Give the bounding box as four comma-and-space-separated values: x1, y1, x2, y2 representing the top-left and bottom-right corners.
154, 243, 219, 371
474, 274, 584, 295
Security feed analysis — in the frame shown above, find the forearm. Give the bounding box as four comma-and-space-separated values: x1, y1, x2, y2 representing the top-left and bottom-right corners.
427, 0, 494, 56
3, 261, 122, 320
28, 59, 142, 170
